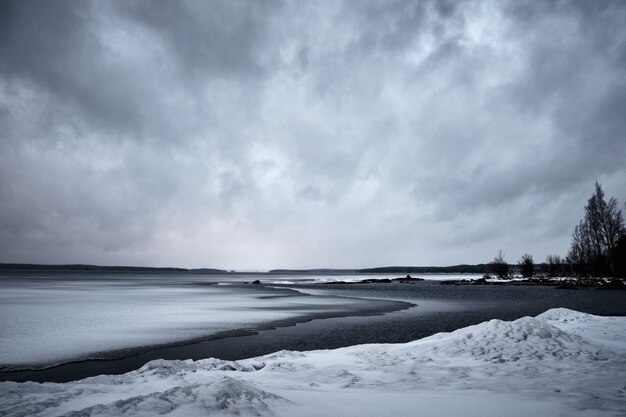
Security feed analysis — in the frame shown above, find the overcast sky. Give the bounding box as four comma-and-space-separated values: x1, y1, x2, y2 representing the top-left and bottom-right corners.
1, 0, 625, 269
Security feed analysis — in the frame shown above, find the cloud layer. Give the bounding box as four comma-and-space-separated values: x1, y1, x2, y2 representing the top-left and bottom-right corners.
1, 0, 625, 269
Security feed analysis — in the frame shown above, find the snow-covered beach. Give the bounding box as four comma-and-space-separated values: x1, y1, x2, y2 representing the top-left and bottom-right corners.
2, 308, 624, 417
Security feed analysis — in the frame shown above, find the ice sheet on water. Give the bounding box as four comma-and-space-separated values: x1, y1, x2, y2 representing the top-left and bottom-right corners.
0, 274, 402, 369
2, 308, 625, 417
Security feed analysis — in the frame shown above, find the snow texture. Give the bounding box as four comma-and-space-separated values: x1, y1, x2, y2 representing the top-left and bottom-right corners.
1, 308, 625, 416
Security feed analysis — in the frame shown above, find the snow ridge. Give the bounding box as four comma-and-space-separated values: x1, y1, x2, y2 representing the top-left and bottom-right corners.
413, 315, 611, 362
59, 377, 288, 417
1, 308, 625, 417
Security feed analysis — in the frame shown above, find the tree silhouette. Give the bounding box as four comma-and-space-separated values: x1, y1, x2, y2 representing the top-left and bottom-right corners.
545, 254, 563, 278
519, 254, 534, 278
490, 250, 509, 279
567, 182, 625, 276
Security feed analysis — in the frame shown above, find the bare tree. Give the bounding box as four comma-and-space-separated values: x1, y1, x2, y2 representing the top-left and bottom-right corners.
567, 182, 626, 276
545, 254, 562, 278
518, 254, 534, 278
615, 202, 626, 278
616, 236, 626, 278
490, 250, 509, 279
568, 220, 592, 275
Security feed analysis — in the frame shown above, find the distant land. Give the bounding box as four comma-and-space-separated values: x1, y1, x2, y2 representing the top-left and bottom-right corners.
0, 263, 489, 275
270, 265, 491, 274
0, 263, 228, 274
0, 263, 492, 274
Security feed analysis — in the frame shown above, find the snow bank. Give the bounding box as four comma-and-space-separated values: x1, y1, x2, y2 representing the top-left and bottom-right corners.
1, 308, 625, 417
69, 377, 289, 417
409, 315, 610, 362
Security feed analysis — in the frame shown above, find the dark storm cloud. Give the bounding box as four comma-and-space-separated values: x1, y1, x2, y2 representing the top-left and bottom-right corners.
1, 0, 625, 268
0, 0, 278, 140
120, 1, 276, 78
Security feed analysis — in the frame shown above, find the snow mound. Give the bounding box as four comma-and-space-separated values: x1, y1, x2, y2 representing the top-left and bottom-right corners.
136, 358, 265, 377
1, 309, 625, 417
258, 350, 307, 361
536, 307, 596, 322
60, 377, 288, 417
414, 315, 610, 363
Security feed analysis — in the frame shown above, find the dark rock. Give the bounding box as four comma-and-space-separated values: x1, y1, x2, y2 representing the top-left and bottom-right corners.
360, 278, 391, 283
391, 276, 425, 282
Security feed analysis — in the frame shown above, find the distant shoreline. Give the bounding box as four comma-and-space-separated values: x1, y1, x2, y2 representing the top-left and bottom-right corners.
0, 262, 493, 275
0, 263, 228, 274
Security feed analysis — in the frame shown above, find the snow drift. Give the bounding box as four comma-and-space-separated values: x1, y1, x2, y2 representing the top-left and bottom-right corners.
1, 308, 625, 417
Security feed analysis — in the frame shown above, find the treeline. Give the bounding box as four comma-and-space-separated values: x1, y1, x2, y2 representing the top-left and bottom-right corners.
268, 268, 357, 274
489, 182, 626, 279
269, 265, 492, 274
0, 263, 227, 274
358, 265, 491, 274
